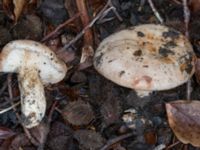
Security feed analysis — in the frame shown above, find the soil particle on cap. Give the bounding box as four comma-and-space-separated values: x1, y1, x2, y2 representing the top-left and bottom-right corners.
119, 70, 125, 77
162, 28, 180, 39
143, 65, 149, 68
137, 31, 145, 37
133, 49, 142, 56
136, 57, 144, 62
34, 42, 39, 46
159, 47, 175, 57
179, 52, 194, 74
94, 52, 104, 67
108, 59, 115, 63
164, 41, 177, 48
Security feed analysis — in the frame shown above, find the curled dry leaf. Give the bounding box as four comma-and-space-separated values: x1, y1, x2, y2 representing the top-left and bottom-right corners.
61, 100, 95, 126
166, 100, 200, 147
13, 0, 26, 22
3, 0, 26, 22
189, 0, 200, 13
0, 127, 15, 140
78, 45, 94, 70
29, 122, 49, 146
74, 129, 105, 150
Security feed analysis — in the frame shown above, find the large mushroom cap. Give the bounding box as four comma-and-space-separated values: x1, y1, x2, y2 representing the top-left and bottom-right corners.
0, 40, 67, 84
94, 24, 195, 93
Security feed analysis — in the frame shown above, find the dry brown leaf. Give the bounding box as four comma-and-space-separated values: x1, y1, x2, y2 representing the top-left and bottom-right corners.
13, 0, 26, 22
29, 122, 49, 146
189, 0, 200, 13
3, 0, 26, 22
195, 58, 200, 84
0, 127, 15, 140
166, 100, 200, 147
2, 0, 14, 20
78, 45, 94, 70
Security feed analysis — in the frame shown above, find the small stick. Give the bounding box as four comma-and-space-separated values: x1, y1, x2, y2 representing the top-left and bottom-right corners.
147, 0, 164, 24
76, 0, 93, 46
0, 80, 8, 97
47, 101, 58, 123
100, 132, 135, 150
183, 0, 190, 37
166, 141, 180, 149
61, 0, 122, 51
182, 0, 191, 100
0, 101, 20, 114
41, 13, 81, 42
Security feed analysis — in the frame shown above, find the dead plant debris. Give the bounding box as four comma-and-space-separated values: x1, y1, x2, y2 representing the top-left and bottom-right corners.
0, 0, 200, 149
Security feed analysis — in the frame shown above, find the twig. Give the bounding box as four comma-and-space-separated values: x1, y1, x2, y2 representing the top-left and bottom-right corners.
182, 0, 191, 100
166, 141, 180, 149
0, 80, 8, 97
147, 0, 164, 24
76, 0, 93, 46
100, 132, 135, 150
47, 101, 58, 123
0, 101, 20, 114
41, 13, 81, 42
183, 0, 190, 37
60, 0, 122, 52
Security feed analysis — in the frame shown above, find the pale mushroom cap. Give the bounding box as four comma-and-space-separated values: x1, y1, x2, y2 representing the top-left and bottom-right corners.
94, 24, 195, 91
0, 40, 67, 84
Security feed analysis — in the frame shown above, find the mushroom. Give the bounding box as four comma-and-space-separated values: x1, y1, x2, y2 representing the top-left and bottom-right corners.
0, 40, 67, 128
93, 24, 195, 97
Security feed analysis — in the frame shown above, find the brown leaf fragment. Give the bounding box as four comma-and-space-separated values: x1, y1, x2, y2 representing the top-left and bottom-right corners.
166, 100, 200, 147
29, 122, 49, 146
189, 0, 200, 13
62, 100, 94, 126
74, 129, 105, 150
0, 127, 15, 140
2, 0, 26, 22
9, 134, 32, 150
144, 130, 157, 145
2, 0, 14, 20
13, 0, 26, 22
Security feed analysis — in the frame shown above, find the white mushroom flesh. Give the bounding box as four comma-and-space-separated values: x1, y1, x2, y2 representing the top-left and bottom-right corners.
0, 40, 67, 128
18, 68, 45, 128
94, 24, 195, 96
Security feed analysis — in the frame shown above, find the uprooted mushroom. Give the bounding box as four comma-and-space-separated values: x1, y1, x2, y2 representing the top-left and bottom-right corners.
93, 24, 196, 97
0, 40, 67, 128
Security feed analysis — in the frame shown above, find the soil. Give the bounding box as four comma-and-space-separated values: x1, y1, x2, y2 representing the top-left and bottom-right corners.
0, 0, 200, 150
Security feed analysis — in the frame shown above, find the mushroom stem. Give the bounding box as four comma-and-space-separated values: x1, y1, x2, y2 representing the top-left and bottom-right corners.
18, 68, 46, 128
135, 90, 151, 97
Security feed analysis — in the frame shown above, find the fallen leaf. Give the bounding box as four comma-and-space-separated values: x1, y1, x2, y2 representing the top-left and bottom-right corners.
62, 100, 94, 126
74, 129, 105, 150
9, 133, 31, 150
2, 0, 26, 22
80, 45, 94, 64
47, 121, 74, 150
29, 122, 49, 146
13, 0, 26, 22
78, 45, 94, 70
166, 100, 200, 147
0, 127, 15, 140
2, 0, 14, 20
189, 0, 200, 13
144, 130, 157, 145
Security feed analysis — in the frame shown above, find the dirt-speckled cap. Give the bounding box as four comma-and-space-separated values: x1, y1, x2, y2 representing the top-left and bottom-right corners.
94, 24, 195, 93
